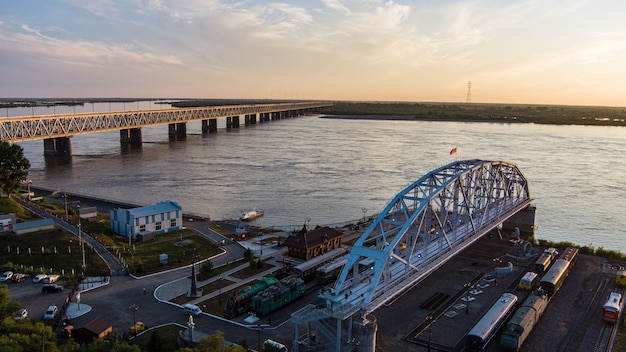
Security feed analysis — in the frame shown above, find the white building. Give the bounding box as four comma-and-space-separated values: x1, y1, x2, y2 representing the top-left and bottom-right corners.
110, 200, 182, 241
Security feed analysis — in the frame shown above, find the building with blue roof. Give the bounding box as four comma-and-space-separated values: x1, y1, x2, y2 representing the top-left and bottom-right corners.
110, 200, 182, 241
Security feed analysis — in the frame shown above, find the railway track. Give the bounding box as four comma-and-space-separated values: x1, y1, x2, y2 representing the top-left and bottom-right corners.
558, 276, 610, 352
593, 287, 626, 352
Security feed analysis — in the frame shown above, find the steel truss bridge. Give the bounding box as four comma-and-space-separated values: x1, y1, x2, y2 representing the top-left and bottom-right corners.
0, 101, 332, 143
291, 159, 534, 352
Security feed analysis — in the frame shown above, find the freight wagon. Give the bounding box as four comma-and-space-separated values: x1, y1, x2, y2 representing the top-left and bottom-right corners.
500, 288, 549, 351
539, 247, 578, 297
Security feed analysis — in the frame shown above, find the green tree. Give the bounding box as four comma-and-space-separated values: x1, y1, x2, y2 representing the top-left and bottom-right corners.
0, 141, 30, 196
192, 330, 246, 352
200, 260, 213, 279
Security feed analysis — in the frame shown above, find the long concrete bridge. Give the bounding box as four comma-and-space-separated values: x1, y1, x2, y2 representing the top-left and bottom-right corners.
291, 159, 535, 352
0, 101, 332, 155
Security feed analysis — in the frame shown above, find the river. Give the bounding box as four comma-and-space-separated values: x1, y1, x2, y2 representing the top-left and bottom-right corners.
9, 102, 626, 253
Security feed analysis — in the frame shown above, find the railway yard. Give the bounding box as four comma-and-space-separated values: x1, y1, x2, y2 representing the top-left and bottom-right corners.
370, 232, 624, 352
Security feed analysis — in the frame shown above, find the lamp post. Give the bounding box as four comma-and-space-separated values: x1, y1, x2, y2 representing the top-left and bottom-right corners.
79, 217, 86, 273
493, 258, 503, 286
256, 324, 262, 352
218, 275, 223, 305
129, 304, 138, 338
464, 282, 472, 315
427, 314, 436, 352
362, 208, 367, 223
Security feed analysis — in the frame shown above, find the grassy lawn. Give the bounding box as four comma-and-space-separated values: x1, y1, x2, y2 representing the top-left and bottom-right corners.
0, 228, 110, 278
121, 231, 222, 276
131, 324, 182, 352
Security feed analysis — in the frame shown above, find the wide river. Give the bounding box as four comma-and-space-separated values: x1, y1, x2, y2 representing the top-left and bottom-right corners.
9, 102, 626, 253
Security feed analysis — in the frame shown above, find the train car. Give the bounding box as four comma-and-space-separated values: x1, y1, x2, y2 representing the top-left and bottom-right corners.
616, 267, 626, 287
539, 247, 578, 297
602, 291, 623, 324
518, 272, 539, 291
558, 246, 579, 263
251, 276, 305, 315
466, 293, 518, 352
316, 255, 349, 285
225, 276, 279, 317
292, 247, 346, 282
533, 253, 552, 274
500, 288, 549, 351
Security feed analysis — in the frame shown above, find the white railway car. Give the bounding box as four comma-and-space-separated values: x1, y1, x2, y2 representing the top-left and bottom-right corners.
602, 291, 623, 324
466, 292, 518, 352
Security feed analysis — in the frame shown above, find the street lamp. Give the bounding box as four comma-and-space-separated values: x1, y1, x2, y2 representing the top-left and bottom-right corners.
129, 304, 139, 337
493, 258, 503, 286
256, 324, 263, 352
79, 217, 86, 273
427, 314, 436, 352
218, 275, 223, 305
362, 208, 367, 223
464, 282, 472, 315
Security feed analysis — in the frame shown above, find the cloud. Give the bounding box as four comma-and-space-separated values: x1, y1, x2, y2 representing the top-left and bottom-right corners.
0, 22, 182, 71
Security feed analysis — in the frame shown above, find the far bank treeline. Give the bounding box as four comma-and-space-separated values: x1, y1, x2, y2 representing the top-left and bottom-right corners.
170, 99, 626, 126
319, 101, 626, 126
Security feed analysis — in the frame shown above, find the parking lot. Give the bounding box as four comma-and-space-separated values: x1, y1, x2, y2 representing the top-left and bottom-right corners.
4, 276, 72, 322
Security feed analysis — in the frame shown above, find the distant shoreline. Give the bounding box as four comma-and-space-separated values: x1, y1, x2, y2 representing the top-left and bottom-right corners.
320, 115, 523, 124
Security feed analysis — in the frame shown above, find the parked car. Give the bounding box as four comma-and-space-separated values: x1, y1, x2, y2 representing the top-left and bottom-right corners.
33, 274, 48, 283
43, 275, 60, 284
43, 305, 58, 320
0, 271, 13, 282
183, 303, 202, 316
130, 321, 146, 334
42, 284, 64, 293
11, 273, 28, 283
13, 309, 28, 321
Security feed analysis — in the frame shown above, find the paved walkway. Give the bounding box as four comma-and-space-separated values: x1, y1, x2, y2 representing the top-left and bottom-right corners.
154, 234, 288, 303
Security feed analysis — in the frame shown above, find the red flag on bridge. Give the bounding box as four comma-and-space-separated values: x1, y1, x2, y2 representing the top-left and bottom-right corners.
450, 147, 457, 155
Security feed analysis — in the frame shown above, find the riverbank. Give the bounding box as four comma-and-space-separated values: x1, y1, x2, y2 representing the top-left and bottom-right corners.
319, 101, 626, 126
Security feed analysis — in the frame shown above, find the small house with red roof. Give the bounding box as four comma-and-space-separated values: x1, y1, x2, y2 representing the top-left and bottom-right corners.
282, 225, 344, 261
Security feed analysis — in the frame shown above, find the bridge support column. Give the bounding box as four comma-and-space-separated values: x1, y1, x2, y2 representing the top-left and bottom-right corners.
352, 315, 377, 352
226, 116, 240, 129
120, 128, 142, 144
244, 114, 257, 125
202, 119, 217, 134
168, 122, 187, 138
43, 137, 72, 156
502, 204, 536, 239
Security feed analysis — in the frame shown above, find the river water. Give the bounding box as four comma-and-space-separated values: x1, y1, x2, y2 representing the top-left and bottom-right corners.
8, 102, 626, 253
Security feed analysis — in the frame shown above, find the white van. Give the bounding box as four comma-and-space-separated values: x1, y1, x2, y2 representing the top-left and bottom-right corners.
264, 339, 288, 351
183, 303, 202, 316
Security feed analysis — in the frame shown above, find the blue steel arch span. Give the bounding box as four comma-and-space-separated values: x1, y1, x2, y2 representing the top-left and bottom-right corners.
323, 159, 532, 315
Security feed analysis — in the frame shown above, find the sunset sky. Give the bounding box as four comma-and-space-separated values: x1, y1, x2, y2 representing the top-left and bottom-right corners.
1, 1, 625, 106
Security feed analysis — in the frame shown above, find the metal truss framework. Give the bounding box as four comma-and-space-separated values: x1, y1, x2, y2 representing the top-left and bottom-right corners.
330, 159, 532, 315
0, 101, 332, 142
292, 160, 533, 352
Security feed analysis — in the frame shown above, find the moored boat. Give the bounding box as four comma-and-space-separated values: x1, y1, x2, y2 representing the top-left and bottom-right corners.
240, 209, 264, 221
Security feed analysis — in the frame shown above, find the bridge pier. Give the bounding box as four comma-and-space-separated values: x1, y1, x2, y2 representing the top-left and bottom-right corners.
226, 116, 240, 129
120, 128, 142, 145
260, 113, 270, 122
202, 119, 217, 134
43, 137, 72, 156
502, 204, 536, 238
244, 114, 257, 125
168, 122, 187, 139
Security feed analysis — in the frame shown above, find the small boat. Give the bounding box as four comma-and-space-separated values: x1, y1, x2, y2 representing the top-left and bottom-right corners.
240, 209, 264, 221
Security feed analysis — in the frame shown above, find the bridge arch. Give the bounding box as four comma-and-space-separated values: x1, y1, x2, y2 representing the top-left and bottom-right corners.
330, 159, 532, 313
